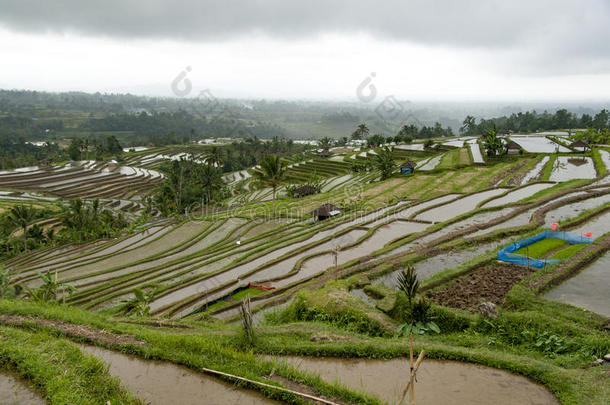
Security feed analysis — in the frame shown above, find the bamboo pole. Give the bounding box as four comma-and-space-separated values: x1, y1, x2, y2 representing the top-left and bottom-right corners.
409, 333, 415, 405
198, 364, 341, 405
400, 350, 427, 402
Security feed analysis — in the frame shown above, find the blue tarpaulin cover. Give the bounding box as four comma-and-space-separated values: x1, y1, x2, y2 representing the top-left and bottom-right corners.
497, 230, 593, 269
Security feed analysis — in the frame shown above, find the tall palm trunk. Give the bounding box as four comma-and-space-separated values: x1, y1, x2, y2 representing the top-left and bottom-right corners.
272, 186, 276, 218
22, 225, 27, 252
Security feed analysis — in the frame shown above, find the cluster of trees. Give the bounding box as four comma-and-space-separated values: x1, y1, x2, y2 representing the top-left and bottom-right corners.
0, 200, 129, 260
460, 109, 610, 135
60, 199, 128, 241
573, 128, 610, 145
346, 123, 454, 146
214, 137, 306, 173
0, 134, 65, 170
66, 135, 123, 161
152, 158, 227, 216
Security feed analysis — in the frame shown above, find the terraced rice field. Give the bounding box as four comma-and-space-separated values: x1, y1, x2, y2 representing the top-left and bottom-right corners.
3, 143, 610, 326
511, 135, 571, 153
0, 161, 160, 200
3, 140, 610, 405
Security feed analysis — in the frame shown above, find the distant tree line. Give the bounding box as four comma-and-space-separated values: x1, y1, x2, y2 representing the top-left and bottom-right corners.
459, 109, 609, 135
0, 133, 65, 170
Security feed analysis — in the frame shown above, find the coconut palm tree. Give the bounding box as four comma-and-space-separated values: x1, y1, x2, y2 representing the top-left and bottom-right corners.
351, 123, 370, 140
205, 146, 224, 167
8, 205, 37, 252
318, 137, 333, 151
253, 155, 287, 217
374, 146, 397, 180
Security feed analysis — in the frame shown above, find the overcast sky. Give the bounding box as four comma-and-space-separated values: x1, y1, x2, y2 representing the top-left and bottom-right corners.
0, 0, 609, 101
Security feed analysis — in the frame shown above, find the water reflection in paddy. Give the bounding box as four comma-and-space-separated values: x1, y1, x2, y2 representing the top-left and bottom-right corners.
275, 356, 558, 405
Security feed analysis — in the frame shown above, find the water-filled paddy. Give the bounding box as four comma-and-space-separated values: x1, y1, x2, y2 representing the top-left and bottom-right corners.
549, 156, 597, 182
276, 356, 558, 405
543, 192, 610, 227
80, 345, 279, 405
0, 371, 45, 405
482, 183, 554, 208
415, 189, 508, 223
511, 136, 570, 153
418, 155, 442, 171
544, 251, 610, 317
521, 156, 550, 185
470, 141, 484, 163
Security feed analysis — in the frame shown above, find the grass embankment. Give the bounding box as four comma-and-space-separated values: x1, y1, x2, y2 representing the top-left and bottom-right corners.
591, 148, 608, 176
0, 325, 142, 404
0, 299, 381, 405
263, 275, 610, 405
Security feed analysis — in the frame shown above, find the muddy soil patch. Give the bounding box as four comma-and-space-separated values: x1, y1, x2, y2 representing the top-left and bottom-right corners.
0, 314, 144, 346
427, 263, 534, 310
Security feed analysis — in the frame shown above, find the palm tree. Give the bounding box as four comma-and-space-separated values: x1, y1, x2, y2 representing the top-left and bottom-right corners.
8, 205, 37, 252
205, 146, 224, 167
374, 147, 397, 180
351, 123, 370, 140
318, 137, 333, 151
483, 127, 504, 157
253, 155, 287, 217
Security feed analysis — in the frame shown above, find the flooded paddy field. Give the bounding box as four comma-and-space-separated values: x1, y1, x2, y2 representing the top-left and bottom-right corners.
276, 356, 558, 405
544, 251, 610, 317
0, 371, 46, 405
521, 156, 550, 185
415, 188, 508, 222
377, 237, 515, 288
511, 135, 570, 153
543, 192, 610, 227
481, 183, 554, 207
80, 345, 280, 405
549, 156, 597, 182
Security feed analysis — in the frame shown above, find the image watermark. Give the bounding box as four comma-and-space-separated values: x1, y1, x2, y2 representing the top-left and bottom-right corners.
356, 72, 406, 122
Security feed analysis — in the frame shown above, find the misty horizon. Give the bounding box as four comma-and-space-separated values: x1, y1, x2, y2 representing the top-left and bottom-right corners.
1, 1, 610, 102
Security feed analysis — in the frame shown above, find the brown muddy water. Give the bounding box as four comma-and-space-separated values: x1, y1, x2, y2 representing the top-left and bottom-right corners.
276, 356, 558, 405
79, 345, 280, 405
544, 251, 610, 317
0, 371, 45, 405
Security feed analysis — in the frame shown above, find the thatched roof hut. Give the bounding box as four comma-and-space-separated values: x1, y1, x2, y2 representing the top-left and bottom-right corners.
400, 160, 417, 174
318, 149, 332, 158
505, 140, 522, 154
569, 139, 590, 152
310, 203, 341, 221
